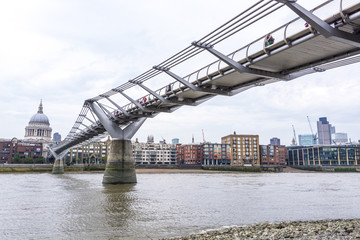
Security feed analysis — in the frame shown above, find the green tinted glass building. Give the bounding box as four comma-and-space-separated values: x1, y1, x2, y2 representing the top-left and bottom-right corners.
288, 145, 360, 166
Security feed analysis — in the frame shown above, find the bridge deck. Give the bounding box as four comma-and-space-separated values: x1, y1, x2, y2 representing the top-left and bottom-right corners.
54, 1, 360, 155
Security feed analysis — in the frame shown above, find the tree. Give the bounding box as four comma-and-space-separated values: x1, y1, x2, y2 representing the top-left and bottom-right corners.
36, 156, 44, 164
24, 157, 34, 164
12, 153, 21, 164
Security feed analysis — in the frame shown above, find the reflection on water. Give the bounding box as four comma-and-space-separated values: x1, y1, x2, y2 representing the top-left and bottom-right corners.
0, 172, 359, 239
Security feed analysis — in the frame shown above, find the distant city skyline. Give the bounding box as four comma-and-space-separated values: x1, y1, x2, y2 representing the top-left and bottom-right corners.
0, 0, 359, 145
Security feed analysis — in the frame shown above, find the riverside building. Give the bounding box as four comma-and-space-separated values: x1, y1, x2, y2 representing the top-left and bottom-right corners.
202, 143, 231, 166
177, 143, 231, 166
0, 138, 43, 164
65, 137, 111, 164
176, 144, 202, 165
133, 136, 177, 165
260, 145, 287, 166
287, 145, 360, 166
221, 133, 260, 166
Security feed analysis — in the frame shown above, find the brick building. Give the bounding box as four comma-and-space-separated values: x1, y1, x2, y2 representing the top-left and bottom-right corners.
260, 145, 287, 166
0, 138, 43, 164
177, 144, 202, 165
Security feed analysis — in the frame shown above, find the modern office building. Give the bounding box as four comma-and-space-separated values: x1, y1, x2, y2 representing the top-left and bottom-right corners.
221, 133, 260, 166
133, 137, 178, 165
260, 145, 287, 166
0, 138, 43, 164
65, 137, 111, 164
270, 137, 281, 146
53, 132, 61, 142
172, 138, 180, 144
202, 143, 231, 166
317, 117, 332, 145
333, 133, 348, 144
298, 134, 317, 146
287, 145, 360, 166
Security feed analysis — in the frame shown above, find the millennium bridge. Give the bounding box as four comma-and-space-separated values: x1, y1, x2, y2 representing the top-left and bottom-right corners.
50, 0, 360, 183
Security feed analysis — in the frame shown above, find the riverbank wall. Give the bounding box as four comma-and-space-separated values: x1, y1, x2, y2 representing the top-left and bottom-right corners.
0, 164, 284, 173
292, 166, 360, 172
0, 164, 105, 172
2, 164, 359, 173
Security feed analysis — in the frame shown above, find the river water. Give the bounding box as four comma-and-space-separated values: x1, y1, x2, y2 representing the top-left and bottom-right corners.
0, 172, 359, 239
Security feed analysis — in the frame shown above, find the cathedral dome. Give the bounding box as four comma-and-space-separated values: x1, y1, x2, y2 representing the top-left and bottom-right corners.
25, 100, 52, 141
30, 113, 50, 125
29, 100, 50, 125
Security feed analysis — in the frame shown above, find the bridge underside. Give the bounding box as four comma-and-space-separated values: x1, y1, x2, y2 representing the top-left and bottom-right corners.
51, 1, 360, 183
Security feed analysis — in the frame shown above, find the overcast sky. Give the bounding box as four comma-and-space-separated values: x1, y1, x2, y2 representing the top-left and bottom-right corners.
1, 0, 359, 145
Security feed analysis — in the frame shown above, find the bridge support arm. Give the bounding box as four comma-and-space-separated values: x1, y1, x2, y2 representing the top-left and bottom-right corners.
88, 101, 146, 140
277, 0, 360, 48
88, 101, 125, 139
50, 148, 69, 174
192, 41, 288, 80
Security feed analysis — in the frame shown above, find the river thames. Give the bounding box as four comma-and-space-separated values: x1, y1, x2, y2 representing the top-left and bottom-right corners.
0, 171, 359, 239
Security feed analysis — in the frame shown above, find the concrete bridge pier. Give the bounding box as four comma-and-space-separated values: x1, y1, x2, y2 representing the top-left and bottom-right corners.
103, 139, 136, 184
88, 101, 146, 184
49, 148, 68, 174
52, 158, 64, 174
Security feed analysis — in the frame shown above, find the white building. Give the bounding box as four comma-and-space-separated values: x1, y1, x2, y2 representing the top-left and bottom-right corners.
133, 137, 177, 165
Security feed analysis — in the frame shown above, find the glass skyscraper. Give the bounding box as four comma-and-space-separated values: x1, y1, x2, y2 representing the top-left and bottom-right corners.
298, 134, 317, 146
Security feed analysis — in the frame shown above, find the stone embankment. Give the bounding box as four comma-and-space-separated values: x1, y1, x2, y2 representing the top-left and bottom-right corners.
166, 219, 360, 240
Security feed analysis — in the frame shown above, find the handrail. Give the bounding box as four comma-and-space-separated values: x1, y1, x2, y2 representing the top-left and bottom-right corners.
55, 0, 360, 154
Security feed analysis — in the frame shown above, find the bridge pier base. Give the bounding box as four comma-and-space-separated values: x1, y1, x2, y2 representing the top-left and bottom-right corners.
52, 159, 64, 174
102, 139, 137, 184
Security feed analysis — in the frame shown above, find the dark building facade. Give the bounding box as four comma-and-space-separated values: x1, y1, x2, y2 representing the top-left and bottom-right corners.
260, 145, 287, 166
287, 145, 360, 166
270, 137, 281, 146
